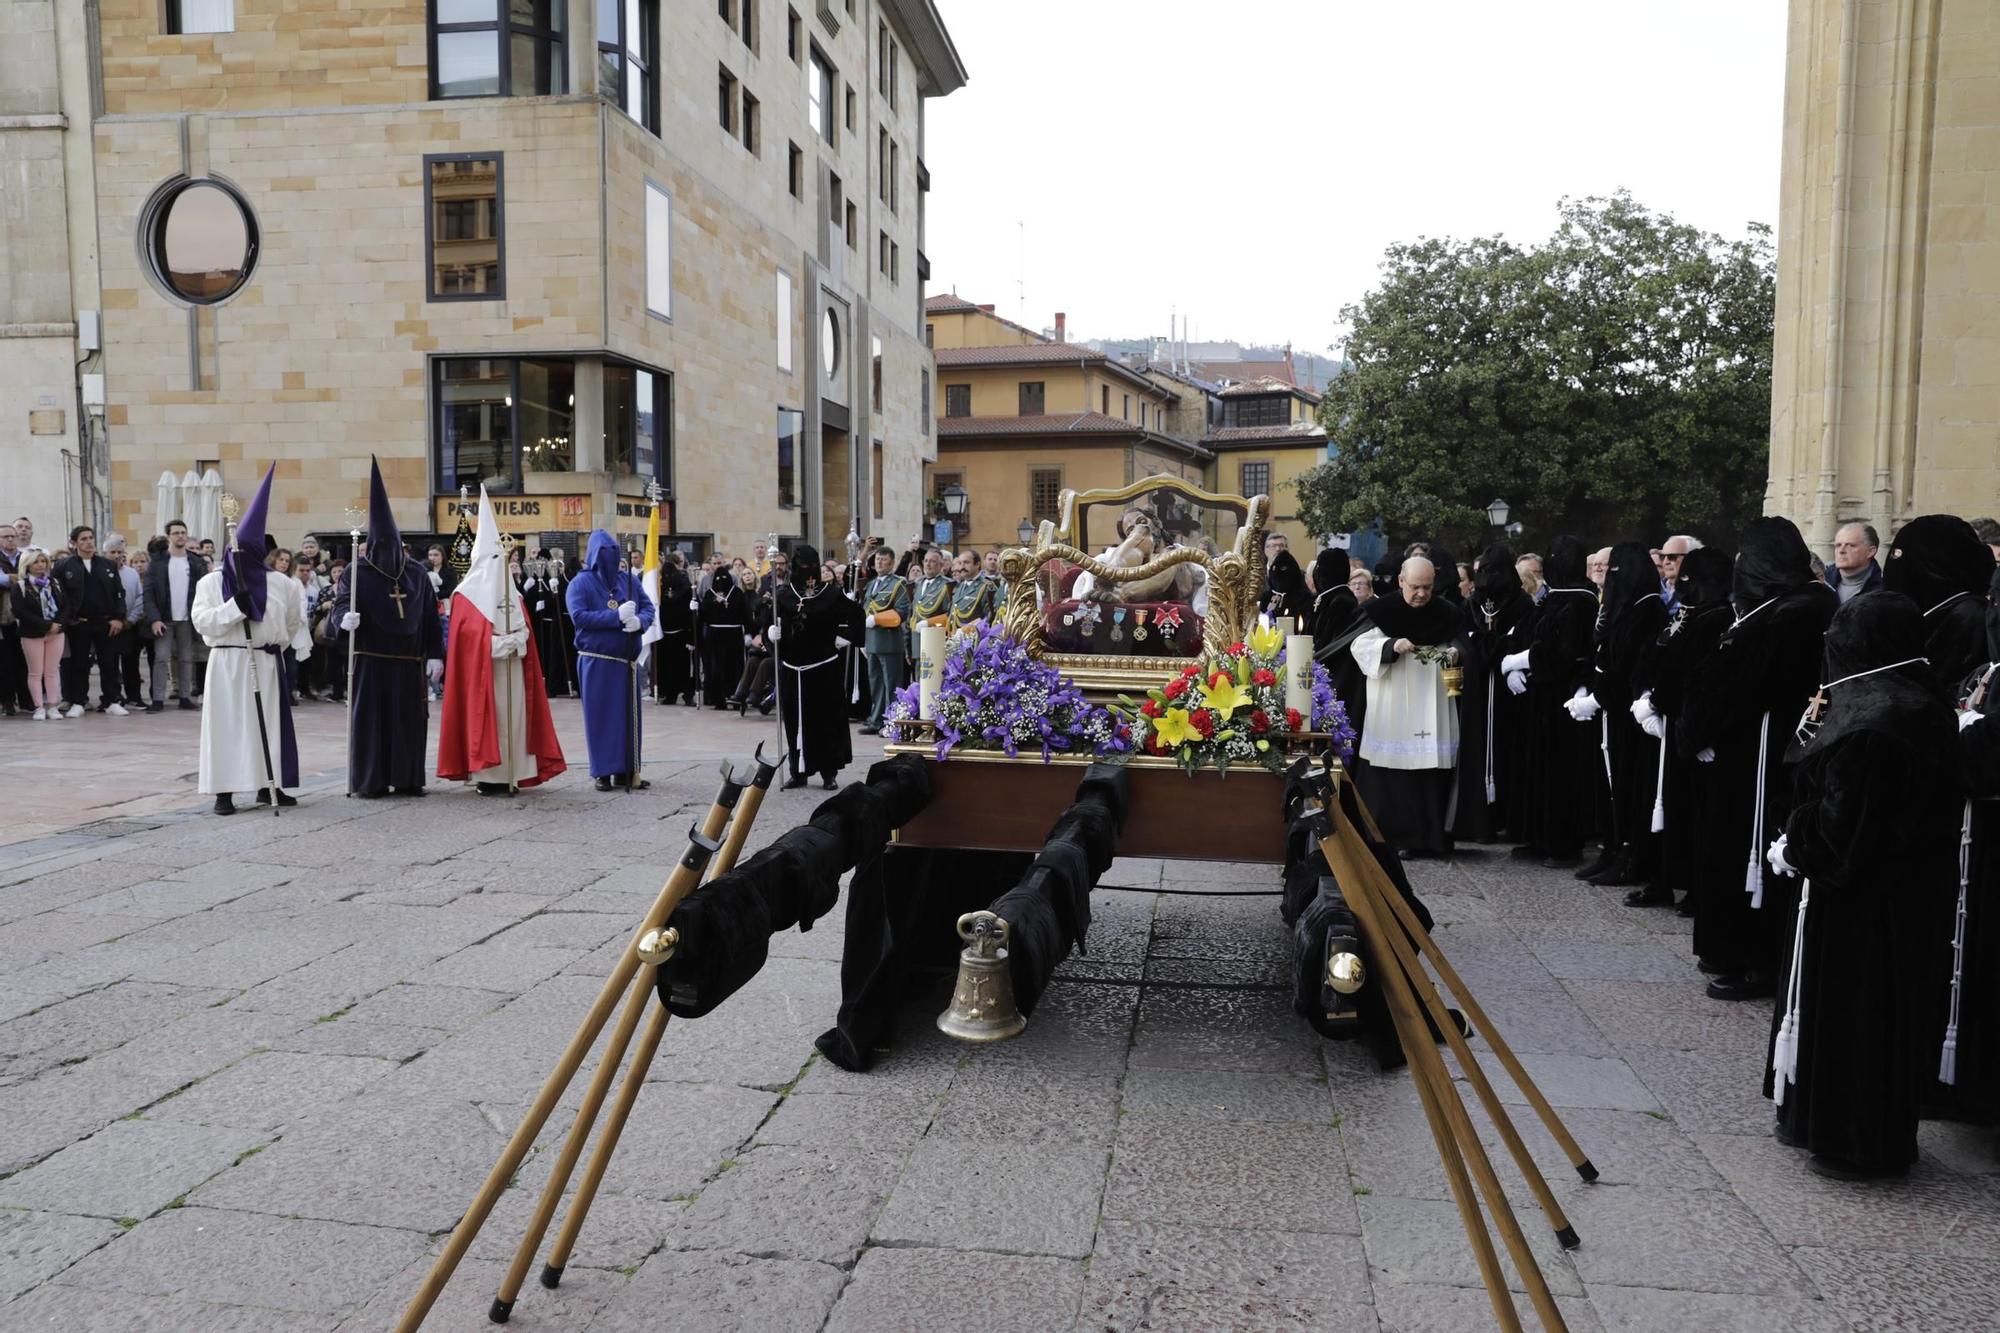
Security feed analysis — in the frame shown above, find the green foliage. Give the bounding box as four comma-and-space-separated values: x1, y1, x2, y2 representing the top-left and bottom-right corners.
1299, 193, 1775, 552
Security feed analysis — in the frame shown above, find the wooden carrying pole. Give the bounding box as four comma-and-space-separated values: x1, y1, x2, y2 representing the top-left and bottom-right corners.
1308, 781, 1575, 1332
393, 765, 744, 1333
536, 745, 783, 1294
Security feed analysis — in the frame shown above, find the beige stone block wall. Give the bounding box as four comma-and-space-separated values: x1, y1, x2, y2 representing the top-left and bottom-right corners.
931, 440, 1131, 550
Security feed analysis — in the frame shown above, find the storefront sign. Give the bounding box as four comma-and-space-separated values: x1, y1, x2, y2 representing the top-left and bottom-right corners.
433, 493, 591, 531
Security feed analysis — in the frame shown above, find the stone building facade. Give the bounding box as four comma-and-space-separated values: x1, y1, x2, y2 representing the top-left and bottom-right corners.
79, 0, 964, 557
1766, 0, 2000, 546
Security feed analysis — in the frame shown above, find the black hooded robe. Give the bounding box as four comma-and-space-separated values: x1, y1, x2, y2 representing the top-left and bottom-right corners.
1351, 586, 1466, 857
1592, 543, 1671, 882
1765, 593, 1960, 1174
775, 563, 865, 784
530, 570, 573, 698
1517, 537, 1600, 861
1644, 549, 1735, 904
332, 553, 442, 796
698, 583, 751, 708
1455, 546, 1535, 843
1882, 514, 1994, 696
1308, 550, 1372, 744
653, 565, 697, 705
1679, 518, 1835, 981
1263, 550, 1312, 627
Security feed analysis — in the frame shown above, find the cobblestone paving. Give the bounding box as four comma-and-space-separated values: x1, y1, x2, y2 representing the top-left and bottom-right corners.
1, 714, 1996, 1330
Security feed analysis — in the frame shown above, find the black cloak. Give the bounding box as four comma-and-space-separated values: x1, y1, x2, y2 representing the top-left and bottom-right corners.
1644, 547, 1735, 897
1594, 542, 1672, 868
1516, 535, 1601, 858
1766, 592, 1961, 1172
1308, 550, 1371, 744
1264, 550, 1312, 626
1944, 665, 2000, 1123
1883, 514, 1993, 694
1457, 545, 1535, 842
1362, 582, 1467, 646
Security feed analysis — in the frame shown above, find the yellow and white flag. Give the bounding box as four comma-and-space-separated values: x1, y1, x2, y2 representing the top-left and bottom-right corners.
637, 500, 663, 668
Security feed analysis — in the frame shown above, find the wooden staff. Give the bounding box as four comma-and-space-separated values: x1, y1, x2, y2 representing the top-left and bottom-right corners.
393, 766, 744, 1333
536, 745, 782, 1294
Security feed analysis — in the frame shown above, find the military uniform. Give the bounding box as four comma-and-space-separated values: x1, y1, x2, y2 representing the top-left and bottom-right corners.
910, 573, 954, 656
861, 572, 911, 732
949, 571, 1000, 631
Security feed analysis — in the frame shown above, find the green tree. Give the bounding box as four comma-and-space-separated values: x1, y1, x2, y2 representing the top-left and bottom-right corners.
1297, 193, 1774, 554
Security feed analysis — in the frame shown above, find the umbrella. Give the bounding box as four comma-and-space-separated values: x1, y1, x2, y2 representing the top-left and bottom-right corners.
155, 471, 183, 536
188, 468, 224, 547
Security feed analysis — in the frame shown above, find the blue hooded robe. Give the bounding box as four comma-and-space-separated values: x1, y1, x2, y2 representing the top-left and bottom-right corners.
566, 530, 656, 777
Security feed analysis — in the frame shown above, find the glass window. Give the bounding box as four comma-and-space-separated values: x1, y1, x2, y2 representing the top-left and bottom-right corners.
787, 6, 800, 60
821, 307, 841, 381
921, 368, 931, 424
644, 181, 670, 319
871, 335, 882, 412
777, 408, 802, 508
807, 52, 834, 144
844, 86, 855, 131
1239, 461, 1272, 497
1018, 381, 1045, 416
944, 384, 970, 417
1030, 468, 1063, 523
438, 358, 516, 493
741, 89, 760, 155
146, 179, 259, 306
635, 369, 660, 480
776, 270, 793, 372
603, 363, 636, 476
598, 0, 657, 132
845, 201, 857, 250
1123, 394, 1130, 421
167, 0, 235, 35
718, 67, 737, 134
519, 358, 575, 473
432, 0, 564, 98
1100, 385, 1108, 414
889, 141, 898, 213
425, 155, 504, 301
877, 128, 888, 202
872, 441, 884, 519
787, 142, 802, 198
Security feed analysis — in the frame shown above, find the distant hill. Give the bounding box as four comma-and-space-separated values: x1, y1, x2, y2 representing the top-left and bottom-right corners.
1083, 336, 1346, 393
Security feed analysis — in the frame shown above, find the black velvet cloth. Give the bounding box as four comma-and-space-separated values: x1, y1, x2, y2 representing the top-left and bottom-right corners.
1264, 550, 1312, 626
656, 756, 933, 1019
1595, 545, 1671, 873
1517, 535, 1599, 857
1362, 583, 1466, 646
1456, 546, 1535, 842
1643, 548, 1735, 896
1883, 515, 1994, 695
1765, 593, 1961, 1171
1310, 584, 1373, 744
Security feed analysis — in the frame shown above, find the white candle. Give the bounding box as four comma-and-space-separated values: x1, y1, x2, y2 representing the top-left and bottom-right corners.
1286, 634, 1315, 727
918, 622, 948, 720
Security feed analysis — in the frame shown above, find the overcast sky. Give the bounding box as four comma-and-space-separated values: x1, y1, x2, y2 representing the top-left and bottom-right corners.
925, 0, 1787, 355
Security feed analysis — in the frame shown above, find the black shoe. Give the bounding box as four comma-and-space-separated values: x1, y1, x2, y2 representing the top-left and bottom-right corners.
476, 781, 515, 796
1573, 851, 1617, 881
821, 775, 837, 790
1623, 886, 1674, 908
781, 774, 809, 790
394, 786, 427, 798
1586, 856, 1642, 887
353, 789, 383, 799
1696, 958, 1725, 975
1541, 852, 1583, 869
252, 789, 297, 807
1508, 845, 1543, 861
595, 776, 615, 792
858, 726, 881, 736
1706, 970, 1776, 1002
1807, 1153, 1906, 1181
622, 776, 650, 791
146, 702, 164, 714
213, 793, 236, 816
757, 698, 774, 717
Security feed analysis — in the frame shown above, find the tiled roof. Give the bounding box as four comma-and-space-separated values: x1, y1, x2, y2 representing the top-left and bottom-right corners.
1201, 423, 1329, 446
1217, 376, 1323, 404
932, 342, 1110, 367
924, 293, 982, 313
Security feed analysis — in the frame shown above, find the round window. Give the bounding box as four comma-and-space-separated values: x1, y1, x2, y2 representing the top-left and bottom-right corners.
821, 308, 841, 380
146, 179, 259, 306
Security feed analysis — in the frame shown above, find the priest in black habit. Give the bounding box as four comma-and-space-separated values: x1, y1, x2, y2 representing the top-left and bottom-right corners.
653, 552, 697, 706
332, 458, 443, 798
1455, 545, 1534, 844
1579, 542, 1671, 888
1679, 517, 1835, 999
1348, 556, 1467, 857
768, 545, 864, 790
1506, 535, 1600, 867
1764, 591, 1960, 1178
1637, 547, 1735, 913
1882, 513, 1993, 694
1308, 548, 1372, 744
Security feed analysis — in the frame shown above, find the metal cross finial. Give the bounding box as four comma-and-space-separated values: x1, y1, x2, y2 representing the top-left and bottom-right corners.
645, 477, 664, 507
219, 491, 241, 522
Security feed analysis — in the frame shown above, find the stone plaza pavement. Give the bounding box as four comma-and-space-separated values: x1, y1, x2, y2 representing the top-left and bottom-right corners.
0, 701, 1996, 1330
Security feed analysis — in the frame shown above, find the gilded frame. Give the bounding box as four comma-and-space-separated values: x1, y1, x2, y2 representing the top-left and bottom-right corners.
996, 476, 1269, 695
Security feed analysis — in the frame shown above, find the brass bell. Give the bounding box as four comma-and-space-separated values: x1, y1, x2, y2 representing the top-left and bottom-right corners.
635, 926, 679, 965
1327, 950, 1365, 995
937, 911, 1026, 1043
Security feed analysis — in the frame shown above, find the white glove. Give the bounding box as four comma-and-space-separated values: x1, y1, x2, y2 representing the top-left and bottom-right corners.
295, 646, 312, 664
834, 635, 853, 649
1767, 834, 1798, 878
426, 659, 444, 684
1505, 670, 1527, 696
621, 613, 641, 633
1960, 709, 1982, 731
689, 597, 699, 611
1565, 689, 1601, 722
864, 613, 877, 628
535, 600, 547, 612
1696, 746, 1716, 764
767, 621, 782, 643
1500, 650, 1531, 676
617, 600, 637, 620
742, 633, 754, 647
340, 611, 361, 632
1641, 714, 1667, 740
1630, 693, 1658, 727
491, 630, 526, 659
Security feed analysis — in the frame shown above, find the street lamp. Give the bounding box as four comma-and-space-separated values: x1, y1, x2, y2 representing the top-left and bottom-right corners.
1016, 517, 1035, 546
1485, 497, 1511, 529
939, 481, 969, 519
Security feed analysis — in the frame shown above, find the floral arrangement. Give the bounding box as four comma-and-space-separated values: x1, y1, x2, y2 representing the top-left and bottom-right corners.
884, 621, 1135, 762
1124, 623, 1356, 775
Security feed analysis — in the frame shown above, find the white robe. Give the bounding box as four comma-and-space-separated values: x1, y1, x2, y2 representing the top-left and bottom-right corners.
192, 570, 309, 794
474, 631, 539, 785
1352, 626, 1459, 770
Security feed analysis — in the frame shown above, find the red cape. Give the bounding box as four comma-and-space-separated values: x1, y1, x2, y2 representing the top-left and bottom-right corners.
438, 594, 567, 786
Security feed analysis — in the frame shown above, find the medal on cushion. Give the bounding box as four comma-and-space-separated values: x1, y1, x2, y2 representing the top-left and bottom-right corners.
1157, 605, 1183, 637
1077, 602, 1100, 637
1133, 608, 1149, 642
1110, 607, 1126, 642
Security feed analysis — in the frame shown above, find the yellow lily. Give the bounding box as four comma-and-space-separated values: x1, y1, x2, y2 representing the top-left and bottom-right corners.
1152, 707, 1200, 748
1248, 624, 1286, 660
1201, 673, 1252, 720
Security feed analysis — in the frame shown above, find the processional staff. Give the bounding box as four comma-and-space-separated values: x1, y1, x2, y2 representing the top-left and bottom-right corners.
343, 502, 365, 796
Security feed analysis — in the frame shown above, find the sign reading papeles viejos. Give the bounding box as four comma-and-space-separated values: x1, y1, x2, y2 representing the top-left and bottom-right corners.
433, 494, 591, 531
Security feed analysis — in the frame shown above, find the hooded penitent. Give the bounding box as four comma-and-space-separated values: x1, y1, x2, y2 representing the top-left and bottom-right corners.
565, 527, 655, 778
1732, 516, 1817, 608
1543, 534, 1591, 592
1805, 592, 1950, 756
220, 464, 275, 620
1472, 544, 1527, 623
1312, 549, 1351, 604
1674, 547, 1734, 610
363, 455, 404, 580
1883, 514, 1994, 691
1597, 541, 1661, 647
1265, 549, 1310, 624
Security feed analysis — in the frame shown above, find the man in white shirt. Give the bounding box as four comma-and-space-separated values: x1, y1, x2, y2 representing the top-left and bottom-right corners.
144, 519, 209, 711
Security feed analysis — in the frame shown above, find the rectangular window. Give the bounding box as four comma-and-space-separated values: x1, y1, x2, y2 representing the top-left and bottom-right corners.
519, 358, 576, 474
644, 181, 671, 319
425, 154, 504, 301
787, 6, 800, 59
845, 200, 858, 250
602, 363, 669, 482
925, 322, 934, 348
741, 0, 756, 49
877, 127, 888, 202
808, 51, 835, 144
741, 89, 760, 154
597, 0, 658, 132
718, 66, 738, 134
435, 356, 667, 493
921, 368, 931, 423
635, 368, 662, 483
1018, 381, 1045, 416
890, 241, 899, 284
1239, 461, 1272, 497
437, 358, 516, 492
877, 21, 888, 94
1030, 467, 1063, 524
872, 441, 884, 519
844, 86, 856, 131
888, 36, 898, 110
1226, 396, 1287, 428
871, 334, 883, 412
878, 230, 889, 276
788, 141, 802, 198
889, 141, 899, 213
776, 269, 794, 373
777, 408, 802, 508
1100, 385, 1109, 414
432, 0, 567, 99
944, 384, 971, 417
1122, 394, 1130, 421
167, 0, 234, 34
718, 0, 732, 23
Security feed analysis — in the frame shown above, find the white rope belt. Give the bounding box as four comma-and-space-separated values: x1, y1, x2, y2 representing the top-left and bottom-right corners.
1942, 800, 1972, 1084
1773, 875, 1810, 1106
1745, 710, 1771, 909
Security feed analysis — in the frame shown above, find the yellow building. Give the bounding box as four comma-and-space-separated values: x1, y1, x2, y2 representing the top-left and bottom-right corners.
65, 0, 965, 557
925, 296, 1209, 549
1765, 0, 2000, 544
1201, 378, 1328, 550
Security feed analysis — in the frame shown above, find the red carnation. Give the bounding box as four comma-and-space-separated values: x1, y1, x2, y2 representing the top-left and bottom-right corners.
1140, 699, 1161, 718
1250, 709, 1270, 734
1229, 642, 1246, 655
1210, 670, 1230, 690
1252, 668, 1277, 688
1286, 707, 1303, 731
1190, 710, 1216, 738
1181, 664, 1201, 678
1162, 677, 1187, 701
